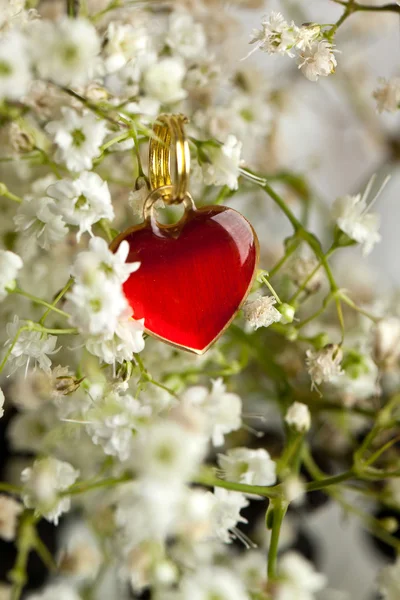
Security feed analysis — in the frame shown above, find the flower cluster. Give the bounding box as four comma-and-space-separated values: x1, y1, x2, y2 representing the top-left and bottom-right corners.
248, 12, 338, 82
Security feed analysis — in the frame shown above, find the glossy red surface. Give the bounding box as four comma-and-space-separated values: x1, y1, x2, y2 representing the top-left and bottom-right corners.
112, 206, 258, 353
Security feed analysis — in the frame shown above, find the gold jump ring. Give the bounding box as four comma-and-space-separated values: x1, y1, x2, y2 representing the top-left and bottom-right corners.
148, 114, 190, 204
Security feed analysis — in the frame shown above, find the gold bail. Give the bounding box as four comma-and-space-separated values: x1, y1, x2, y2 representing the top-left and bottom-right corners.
148, 114, 190, 203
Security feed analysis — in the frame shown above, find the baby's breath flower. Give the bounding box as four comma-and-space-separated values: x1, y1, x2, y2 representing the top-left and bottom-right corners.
0, 31, 31, 100
14, 196, 68, 252
218, 447, 277, 486
21, 457, 79, 524
277, 552, 327, 598
0, 249, 22, 300
180, 567, 249, 600
0, 495, 22, 541
373, 77, 400, 113
131, 419, 207, 484
284, 402, 311, 433
374, 317, 400, 370
28, 17, 100, 86
298, 40, 338, 82
84, 387, 151, 461
5, 316, 59, 376
306, 344, 343, 389
26, 583, 82, 600
47, 173, 113, 241
242, 295, 282, 330
103, 21, 150, 74
201, 135, 242, 190
166, 11, 206, 60
0, 388, 4, 419
181, 379, 242, 446
143, 57, 187, 104
72, 237, 139, 287
208, 488, 249, 545
332, 175, 389, 256
249, 12, 298, 57
45, 109, 108, 173
85, 309, 145, 365
283, 475, 306, 505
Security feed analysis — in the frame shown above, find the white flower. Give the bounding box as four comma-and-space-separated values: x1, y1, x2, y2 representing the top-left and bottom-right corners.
0, 495, 22, 541
166, 12, 206, 60
175, 489, 215, 542
132, 419, 207, 483
47, 172, 113, 240
284, 402, 311, 433
5, 316, 59, 375
378, 556, 400, 600
0, 250, 22, 300
374, 317, 400, 369
84, 388, 151, 461
128, 183, 150, 217
45, 109, 108, 173
218, 447, 277, 486
373, 77, 400, 113
143, 57, 187, 104
26, 583, 82, 600
29, 17, 100, 86
14, 196, 68, 251
58, 521, 102, 580
243, 295, 282, 330
306, 344, 343, 389
86, 309, 145, 365
115, 481, 183, 545
210, 488, 249, 545
21, 457, 79, 524
332, 175, 389, 255
180, 567, 249, 600
0, 31, 31, 100
276, 552, 327, 600
0, 388, 3, 419
234, 550, 266, 593
298, 40, 337, 82
104, 21, 150, 73
283, 476, 306, 505
295, 25, 321, 51
202, 135, 242, 190
73, 237, 139, 286
65, 278, 127, 337
249, 12, 298, 57
181, 379, 242, 446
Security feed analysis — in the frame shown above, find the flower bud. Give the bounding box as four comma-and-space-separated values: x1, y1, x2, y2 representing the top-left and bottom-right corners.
278, 303, 295, 324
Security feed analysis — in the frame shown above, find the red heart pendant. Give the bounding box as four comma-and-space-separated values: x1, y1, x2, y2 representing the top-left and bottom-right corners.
111, 205, 258, 354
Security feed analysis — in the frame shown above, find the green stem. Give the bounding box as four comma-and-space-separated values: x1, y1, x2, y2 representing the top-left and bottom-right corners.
364, 434, 400, 467
260, 275, 282, 304
39, 278, 73, 325
194, 470, 279, 499
33, 533, 57, 571
296, 293, 334, 330
268, 239, 300, 278
99, 132, 130, 153
66, 473, 131, 496
0, 184, 22, 203
9, 288, 70, 319
305, 469, 354, 492
0, 482, 22, 495
9, 512, 36, 600
339, 293, 380, 323
267, 502, 287, 579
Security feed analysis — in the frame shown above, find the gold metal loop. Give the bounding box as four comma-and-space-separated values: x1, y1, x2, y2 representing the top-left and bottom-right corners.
148, 114, 190, 204
143, 185, 195, 222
